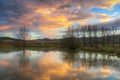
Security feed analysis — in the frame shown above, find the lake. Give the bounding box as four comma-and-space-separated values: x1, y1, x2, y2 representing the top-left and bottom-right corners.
0, 49, 120, 80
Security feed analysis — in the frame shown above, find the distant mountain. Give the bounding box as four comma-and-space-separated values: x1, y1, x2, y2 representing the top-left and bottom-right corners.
0, 37, 60, 43
35, 38, 60, 43
0, 37, 16, 41
1, 34, 120, 44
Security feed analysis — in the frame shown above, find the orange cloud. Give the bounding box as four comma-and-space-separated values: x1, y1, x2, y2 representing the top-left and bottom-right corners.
36, 14, 71, 38
96, 14, 111, 22
9, 0, 119, 38
103, 0, 120, 9
35, 8, 51, 15
0, 26, 12, 30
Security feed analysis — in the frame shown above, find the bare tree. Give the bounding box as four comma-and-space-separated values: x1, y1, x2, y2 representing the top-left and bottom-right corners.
92, 25, 98, 47
100, 26, 108, 46
80, 25, 87, 46
16, 26, 31, 47
61, 26, 79, 50
87, 25, 93, 47
105, 25, 111, 46
111, 25, 117, 47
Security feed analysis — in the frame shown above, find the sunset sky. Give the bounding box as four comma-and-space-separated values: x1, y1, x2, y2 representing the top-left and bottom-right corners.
0, 0, 120, 39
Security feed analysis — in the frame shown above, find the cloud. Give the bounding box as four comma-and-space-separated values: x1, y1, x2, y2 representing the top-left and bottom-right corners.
0, 25, 12, 30
0, 0, 31, 20
56, 0, 120, 10
0, 0, 119, 38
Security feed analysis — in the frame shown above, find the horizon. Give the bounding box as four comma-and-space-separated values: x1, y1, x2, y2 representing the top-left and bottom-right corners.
0, 0, 120, 39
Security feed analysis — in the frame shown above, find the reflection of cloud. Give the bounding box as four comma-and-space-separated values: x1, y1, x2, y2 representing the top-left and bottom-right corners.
40, 51, 61, 62
20, 51, 112, 80
38, 61, 69, 80
0, 61, 10, 66
100, 68, 112, 78
31, 60, 112, 80
0, 51, 118, 80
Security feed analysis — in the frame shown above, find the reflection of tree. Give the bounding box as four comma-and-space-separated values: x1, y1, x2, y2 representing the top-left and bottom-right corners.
62, 49, 80, 67
9, 49, 33, 80
62, 50, 120, 69
19, 49, 31, 68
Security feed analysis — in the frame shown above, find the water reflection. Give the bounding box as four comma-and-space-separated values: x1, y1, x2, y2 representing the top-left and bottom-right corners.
0, 49, 119, 80
62, 50, 120, 69
18, 50, 31, 68
62, 49, 80, 66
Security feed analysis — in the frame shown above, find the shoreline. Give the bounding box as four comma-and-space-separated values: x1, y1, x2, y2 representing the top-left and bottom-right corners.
0, 44, 120, 54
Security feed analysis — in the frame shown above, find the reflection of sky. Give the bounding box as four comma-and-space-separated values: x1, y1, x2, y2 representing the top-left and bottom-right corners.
0, 50, 119, 80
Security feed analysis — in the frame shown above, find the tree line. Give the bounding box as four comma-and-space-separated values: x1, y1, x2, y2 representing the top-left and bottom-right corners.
0, 24, 120, 48
61, 24, 120, 48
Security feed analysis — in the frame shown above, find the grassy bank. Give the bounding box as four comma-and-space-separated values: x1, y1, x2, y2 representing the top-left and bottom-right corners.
0, 42, 60, 52
0, 42, 120, 53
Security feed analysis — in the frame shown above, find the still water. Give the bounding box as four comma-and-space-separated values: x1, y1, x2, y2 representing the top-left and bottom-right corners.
0, 49, 120, 80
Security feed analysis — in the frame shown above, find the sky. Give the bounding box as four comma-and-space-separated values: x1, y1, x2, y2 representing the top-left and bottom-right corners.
0, 0, 120, 39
